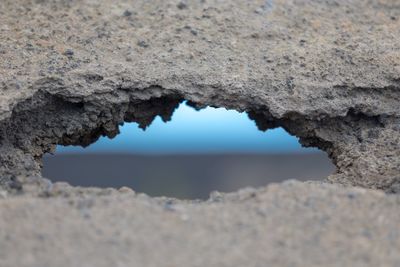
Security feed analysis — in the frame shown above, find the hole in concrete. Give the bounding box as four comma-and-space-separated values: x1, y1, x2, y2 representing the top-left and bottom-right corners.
42, 102, 335, 199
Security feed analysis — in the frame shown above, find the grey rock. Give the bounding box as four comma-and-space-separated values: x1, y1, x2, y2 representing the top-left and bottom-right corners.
0, 1, 399, 265
0, 181, 399, 267
62, 49, 74, 57
0, 0, 398, 191
123, 10, 133, 17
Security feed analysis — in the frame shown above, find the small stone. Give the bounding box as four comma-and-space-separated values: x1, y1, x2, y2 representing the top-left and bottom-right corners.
251, 33, 260, 39
119, 186, 134, 194
209, 191, 223, 202
177, 1, 187, 9
137, 40, 149, 48
123, 10, 132, 17
347, 192, 357, 199
254, 7, 263, 14
63, 49, 74, 57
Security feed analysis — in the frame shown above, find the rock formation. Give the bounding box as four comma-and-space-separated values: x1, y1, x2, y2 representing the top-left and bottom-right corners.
0, 0, 399, 266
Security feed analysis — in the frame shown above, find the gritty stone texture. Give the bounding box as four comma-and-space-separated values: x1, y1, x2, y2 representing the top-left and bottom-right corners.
0, 1, 399, 265
1, 181, 400, 267
0, 0, 399, 191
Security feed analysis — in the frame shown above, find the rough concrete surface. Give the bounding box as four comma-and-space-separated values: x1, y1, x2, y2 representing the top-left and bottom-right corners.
0, 0, 400, 266
0, 0, 399, 191
1, 181, 400, 267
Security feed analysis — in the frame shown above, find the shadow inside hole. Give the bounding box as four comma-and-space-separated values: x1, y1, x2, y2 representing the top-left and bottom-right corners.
42, 103, 335, 199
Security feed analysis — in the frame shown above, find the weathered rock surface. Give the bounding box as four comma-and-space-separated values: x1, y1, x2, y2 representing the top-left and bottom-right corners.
0, 0, 399, 191
1, 181, 400, 267
0, 1, 400, 266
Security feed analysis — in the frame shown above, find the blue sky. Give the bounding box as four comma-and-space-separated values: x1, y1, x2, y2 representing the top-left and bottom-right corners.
56, 103, 317, 154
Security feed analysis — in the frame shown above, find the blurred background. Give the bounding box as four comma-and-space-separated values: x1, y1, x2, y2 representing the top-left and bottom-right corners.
42, 103, 335, 199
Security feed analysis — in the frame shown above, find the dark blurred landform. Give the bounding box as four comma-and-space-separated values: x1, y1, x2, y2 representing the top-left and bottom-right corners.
43, 152, 335, 199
